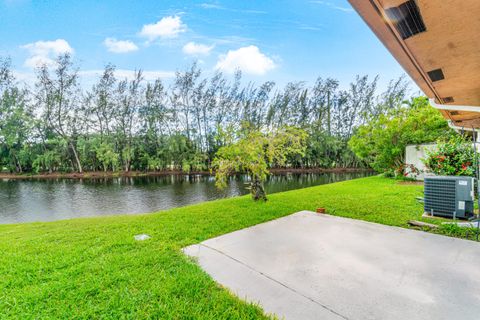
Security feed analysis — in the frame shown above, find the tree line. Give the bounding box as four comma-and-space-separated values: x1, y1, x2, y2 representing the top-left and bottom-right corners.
0, 54, 411, 174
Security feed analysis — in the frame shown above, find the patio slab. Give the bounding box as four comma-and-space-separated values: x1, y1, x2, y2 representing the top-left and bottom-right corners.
183, 211, 480, 320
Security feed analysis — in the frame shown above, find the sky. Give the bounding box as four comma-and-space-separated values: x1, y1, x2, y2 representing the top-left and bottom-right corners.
0, 0, 418, 93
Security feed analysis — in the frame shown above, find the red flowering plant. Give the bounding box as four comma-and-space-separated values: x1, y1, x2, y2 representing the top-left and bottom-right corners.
395, 163, 420, 179
423, 134, 477, 176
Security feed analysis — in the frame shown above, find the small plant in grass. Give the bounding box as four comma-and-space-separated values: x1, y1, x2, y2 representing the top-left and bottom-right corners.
436, 223, 479, 241
423, 134, 476, 176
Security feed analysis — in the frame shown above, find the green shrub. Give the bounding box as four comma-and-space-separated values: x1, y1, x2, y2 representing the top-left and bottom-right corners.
423, 135, 476, 176
349, 97, 452, 174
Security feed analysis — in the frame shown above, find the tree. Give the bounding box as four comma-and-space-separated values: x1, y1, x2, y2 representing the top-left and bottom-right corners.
212, 126, 307, 201
114, 71, 143, 172
0, 58, 33, 173
349, 97, 453, 174
171, 63, 202, 141
35, 54, 84, 172
374, 75, 410, 116
94, 141, 119, 172
239, 81, 275, 130
309, 77, 339, 134
85, 64, 117, 140
138, 78, 170, 169
266, 82, 308, 129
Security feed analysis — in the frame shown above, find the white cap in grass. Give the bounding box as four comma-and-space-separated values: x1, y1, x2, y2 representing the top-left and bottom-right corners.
134, 234, 151, 241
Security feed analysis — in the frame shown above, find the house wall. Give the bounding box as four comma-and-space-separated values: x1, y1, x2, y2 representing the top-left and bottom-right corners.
405, 143, 437, 180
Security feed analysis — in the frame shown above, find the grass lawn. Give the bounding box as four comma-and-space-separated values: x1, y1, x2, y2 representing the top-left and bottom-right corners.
0, 176, 435, 319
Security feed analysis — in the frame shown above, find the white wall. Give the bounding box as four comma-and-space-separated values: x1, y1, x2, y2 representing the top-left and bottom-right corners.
405, 143, 437, 180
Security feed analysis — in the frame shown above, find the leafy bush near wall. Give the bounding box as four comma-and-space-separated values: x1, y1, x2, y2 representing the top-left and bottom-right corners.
423, 135, 477, 176
349, 97, 453, 175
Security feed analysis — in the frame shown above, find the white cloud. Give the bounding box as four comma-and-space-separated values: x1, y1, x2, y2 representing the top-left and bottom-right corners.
199, 3, 223, 9
11, 70, 36, 86
182, 42, 214, 56
139, 16, 186, 41
21, 39, 74, 68
215, 45, 276, 75
309, 1, 353, 12
199, 3, 266, 14
103, 38, 138, 53
23, 56, 56, 69
79, 69, 175, 81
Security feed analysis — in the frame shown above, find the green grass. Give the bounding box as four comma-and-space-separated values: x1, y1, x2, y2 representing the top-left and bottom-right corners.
0, 176, 431, 319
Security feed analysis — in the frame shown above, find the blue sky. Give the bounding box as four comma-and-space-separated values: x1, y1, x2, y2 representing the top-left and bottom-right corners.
0, 0, 416, 92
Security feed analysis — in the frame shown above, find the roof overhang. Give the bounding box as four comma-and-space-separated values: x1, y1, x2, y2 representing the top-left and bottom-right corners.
348, 0, 480, 127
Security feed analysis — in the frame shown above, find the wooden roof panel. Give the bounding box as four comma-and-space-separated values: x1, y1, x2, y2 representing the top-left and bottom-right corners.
349, 0, 480, 125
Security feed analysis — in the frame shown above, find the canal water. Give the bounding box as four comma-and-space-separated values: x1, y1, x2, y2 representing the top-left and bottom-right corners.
0, 172, 374, 223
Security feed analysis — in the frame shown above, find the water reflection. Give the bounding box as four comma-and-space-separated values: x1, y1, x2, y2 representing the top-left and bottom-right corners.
0, 172, 374, 224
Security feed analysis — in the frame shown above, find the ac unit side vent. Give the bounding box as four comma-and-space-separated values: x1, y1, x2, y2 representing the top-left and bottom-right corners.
385, 0, 427, 40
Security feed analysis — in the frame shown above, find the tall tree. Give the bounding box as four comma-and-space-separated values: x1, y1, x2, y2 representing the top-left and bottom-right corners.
35, 54, 84, 172
86, 64, 117, 140
171, 63, 201, 140
115, 71, 143, 172
0, 58, 33, 173
239, 81, 275, 130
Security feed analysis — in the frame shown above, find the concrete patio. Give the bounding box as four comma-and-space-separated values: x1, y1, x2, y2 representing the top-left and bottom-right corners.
184, 211, 480, 320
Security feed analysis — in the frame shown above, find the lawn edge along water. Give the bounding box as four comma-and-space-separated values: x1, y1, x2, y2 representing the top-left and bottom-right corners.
0, 176, 434, 319
0, 175, 419, 229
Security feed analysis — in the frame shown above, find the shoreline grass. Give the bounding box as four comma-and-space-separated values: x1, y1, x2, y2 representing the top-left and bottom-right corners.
0, 176, 444, 319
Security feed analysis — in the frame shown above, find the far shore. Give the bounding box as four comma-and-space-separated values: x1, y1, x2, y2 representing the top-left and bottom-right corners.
0, 167, 374, 180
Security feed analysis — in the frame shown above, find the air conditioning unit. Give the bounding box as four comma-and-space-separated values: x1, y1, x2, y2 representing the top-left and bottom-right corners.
424, 176, 475, 219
